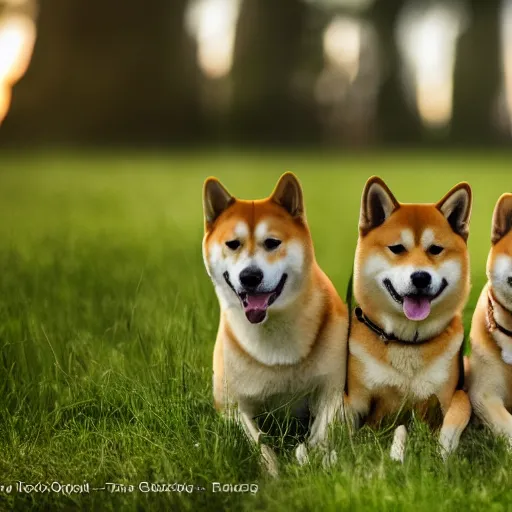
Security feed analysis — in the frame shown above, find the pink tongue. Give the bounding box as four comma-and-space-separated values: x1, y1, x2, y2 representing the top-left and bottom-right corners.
244, 293, 272, 324
403, 296, 431, 321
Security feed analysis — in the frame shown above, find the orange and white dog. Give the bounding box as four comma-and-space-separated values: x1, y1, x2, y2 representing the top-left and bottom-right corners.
467, 194, 512, 440
202, 173, 348, 476
345, 177, 472, 461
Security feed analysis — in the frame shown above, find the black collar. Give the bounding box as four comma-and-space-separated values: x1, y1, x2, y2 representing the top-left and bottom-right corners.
355, 307, 434, 346
487, 293, 512, 338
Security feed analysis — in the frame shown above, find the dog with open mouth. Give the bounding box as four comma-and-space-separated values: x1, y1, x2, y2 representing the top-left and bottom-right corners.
345, 176, 473, 461
202, 172, 348, 476
466, 194, 512, 440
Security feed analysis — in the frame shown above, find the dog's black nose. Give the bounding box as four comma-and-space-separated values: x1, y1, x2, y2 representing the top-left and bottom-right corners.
508, 277, 512, 287
240, 267, 264, 290
411, 271, 432, 290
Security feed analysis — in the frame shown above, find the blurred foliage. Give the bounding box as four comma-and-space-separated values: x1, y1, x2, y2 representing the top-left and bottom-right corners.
0, 0, 508, 147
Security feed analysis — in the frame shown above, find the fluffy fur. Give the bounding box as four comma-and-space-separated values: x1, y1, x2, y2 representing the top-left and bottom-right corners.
467, 194, 512, 440
345, 176, 473, 460
202, 172, 348, 476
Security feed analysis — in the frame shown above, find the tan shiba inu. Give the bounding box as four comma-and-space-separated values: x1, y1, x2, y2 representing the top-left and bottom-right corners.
202, 173, 348, 476
345, 177, 472, 461
467, 194, 512, 440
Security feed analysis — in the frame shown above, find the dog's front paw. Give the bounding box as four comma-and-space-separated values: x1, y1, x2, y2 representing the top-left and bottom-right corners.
260, 444, 279, 478
390, 425, 407, 463
322, 449, 337, 469
295, 443, 310, 466
438, 426, 458, 461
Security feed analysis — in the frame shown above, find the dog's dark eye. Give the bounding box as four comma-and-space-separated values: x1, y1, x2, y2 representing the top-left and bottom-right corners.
264, 238, 282, 251
388, 244, 406, 255
225, 240, 241, 250
428, 244, 444, 255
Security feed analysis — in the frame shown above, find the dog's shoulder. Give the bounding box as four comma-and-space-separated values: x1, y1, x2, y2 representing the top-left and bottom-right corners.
470, 283, 501, 357
314, 264, 348, 319
469, 283, 512, 394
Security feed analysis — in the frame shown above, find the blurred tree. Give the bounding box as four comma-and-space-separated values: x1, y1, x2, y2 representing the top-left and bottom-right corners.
452, 0, 502, 145
1, 0, 201, 145
230, 0, 322, 146
370, 0, 422, 145
0, 0, 37, 124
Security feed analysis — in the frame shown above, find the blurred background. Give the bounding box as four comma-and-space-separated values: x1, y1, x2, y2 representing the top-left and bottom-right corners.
0, 4, 510, 502
0, 0, 509, 149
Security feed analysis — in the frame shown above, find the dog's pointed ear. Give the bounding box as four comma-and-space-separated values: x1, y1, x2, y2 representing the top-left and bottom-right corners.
270, 172, 304, 218
436, 182, 472, 242
359, 177, 399, 235
491, 193, 512, 244
203, 177, 235, 229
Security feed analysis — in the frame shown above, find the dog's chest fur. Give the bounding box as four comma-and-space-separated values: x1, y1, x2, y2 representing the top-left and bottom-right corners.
223, 316, 345, 414
225, 336, 340, 399
226, 349, 320, 399
350, 329, 462, 401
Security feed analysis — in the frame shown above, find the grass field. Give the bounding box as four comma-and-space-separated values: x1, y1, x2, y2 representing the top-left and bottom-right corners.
1, 151, 512, 511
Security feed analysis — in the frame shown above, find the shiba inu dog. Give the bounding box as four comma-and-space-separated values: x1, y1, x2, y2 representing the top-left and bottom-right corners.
467, 194, 512, 440
202, 173, 348, 476
345, 177, 472, 461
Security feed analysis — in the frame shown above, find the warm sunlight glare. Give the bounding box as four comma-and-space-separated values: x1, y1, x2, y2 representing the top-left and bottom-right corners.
502, 0, 512, 132
400, 5, 463, 129
0, 14, 35, 123
187, 0, 240, 79
323, 16, 361, 82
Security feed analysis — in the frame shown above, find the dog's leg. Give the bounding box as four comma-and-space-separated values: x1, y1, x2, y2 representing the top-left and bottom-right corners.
390, 425, 407, 463
343, 384, 371, 432
343, 358, 373, 432
236, 408, 279, 478
213, 339, 230, 413
213, 350, 279, 476
438, 390, 471, 459
221, 401, 279, 476
296, 389, 343, 468
472, 394, 512, 441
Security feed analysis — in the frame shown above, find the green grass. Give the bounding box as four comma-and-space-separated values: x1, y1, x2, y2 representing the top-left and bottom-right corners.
1, 151, 512, 511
